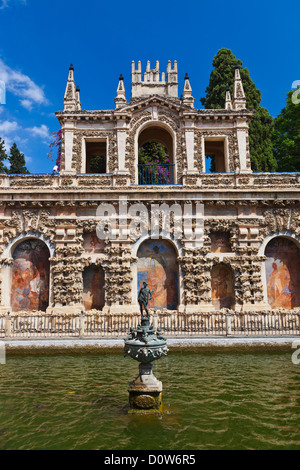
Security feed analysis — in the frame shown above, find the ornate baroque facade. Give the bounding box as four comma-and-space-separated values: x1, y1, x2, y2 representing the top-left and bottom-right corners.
0, 60, 299, 316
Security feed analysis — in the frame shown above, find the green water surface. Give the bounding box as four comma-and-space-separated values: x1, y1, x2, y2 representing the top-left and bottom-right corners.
0, 350, 299, 450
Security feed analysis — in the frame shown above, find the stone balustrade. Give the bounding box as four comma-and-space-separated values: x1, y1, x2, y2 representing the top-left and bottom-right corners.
0, 172, 298, 191
0, 310, 299, 339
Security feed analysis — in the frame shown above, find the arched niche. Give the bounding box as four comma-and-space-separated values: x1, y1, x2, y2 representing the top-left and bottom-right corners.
137, 238, 179, 310
83, 265, 105, 311
11, 238, 50, 312
265, 236, 300, 309
211, 263, 235, 310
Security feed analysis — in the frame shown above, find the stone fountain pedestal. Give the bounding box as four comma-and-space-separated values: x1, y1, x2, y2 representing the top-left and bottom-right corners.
128, 362, 162, 413
124, 315, 168, 414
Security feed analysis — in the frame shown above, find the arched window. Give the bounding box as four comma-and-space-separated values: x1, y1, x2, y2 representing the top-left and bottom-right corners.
265, 237, 300, 309
211, 263, 235, 309
137, 239, 179, 310
11, 238, 50, 312
137, 125, 175, 185
83, 265, 105, 311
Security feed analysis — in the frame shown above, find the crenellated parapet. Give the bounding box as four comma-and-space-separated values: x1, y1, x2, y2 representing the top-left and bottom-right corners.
131, 60, 179, 101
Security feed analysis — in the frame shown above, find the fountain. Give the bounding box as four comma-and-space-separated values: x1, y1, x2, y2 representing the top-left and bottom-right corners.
124, 282, 168, 414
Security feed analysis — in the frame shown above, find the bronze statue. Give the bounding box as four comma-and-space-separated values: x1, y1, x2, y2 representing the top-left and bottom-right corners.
138, 281, 154, 317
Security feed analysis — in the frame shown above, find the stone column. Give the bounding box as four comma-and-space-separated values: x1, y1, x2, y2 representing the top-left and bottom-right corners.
61, 122, 76, 175
179, 246, 213, 313
236, 118, 251, 174
102, 240, 136, 314
183, 120, 197, 174
49, 223, 85, 314
0, 261, 12, 315
115, 124, 129, 174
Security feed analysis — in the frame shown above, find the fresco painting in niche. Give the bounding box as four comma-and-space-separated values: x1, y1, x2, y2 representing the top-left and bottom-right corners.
265, 237, 300, 309
11, 239, 50, 312
211, 232, 232, 253
211, 264, 234, 309
137, 239, 178, 310
83, 265, 105, 310
83, 232, 105, 254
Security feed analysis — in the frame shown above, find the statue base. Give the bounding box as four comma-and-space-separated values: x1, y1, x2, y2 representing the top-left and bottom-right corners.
128, 363, 163, 414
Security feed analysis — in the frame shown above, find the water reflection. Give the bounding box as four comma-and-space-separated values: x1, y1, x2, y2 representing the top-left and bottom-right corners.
0, 351, 299, 450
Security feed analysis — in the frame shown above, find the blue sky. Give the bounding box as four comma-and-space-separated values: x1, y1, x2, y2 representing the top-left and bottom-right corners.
0, 0, 297, 173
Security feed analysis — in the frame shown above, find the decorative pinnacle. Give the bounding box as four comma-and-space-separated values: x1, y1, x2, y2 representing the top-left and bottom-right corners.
69, 63, 74, 70
119, 74, 124, 81
76, 85, 80, 92
235, 62, 239, 69
185, 73, 189, 80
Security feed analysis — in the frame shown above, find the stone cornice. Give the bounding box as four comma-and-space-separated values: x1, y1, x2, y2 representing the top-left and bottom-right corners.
56, 95, 255, 124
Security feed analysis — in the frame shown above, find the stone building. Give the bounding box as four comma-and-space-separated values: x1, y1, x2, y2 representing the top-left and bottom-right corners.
0, 60, 299, 316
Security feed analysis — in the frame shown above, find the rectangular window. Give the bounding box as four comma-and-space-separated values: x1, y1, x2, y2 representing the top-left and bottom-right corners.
85, 141, 107, 174
204, 139, 226, 173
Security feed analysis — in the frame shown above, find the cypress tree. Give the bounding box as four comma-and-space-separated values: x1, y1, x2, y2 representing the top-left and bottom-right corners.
201, 48, 277, 172
8, 142, 29, 174
0, 138, 8, 173
272, 89, 300, 172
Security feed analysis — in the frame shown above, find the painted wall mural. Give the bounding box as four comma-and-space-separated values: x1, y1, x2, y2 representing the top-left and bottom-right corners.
11, 239, 50, 312
137, 239, 179, 310
210, 232, 232, 253
83, 232, 105, 254
83, 265, 105, 310
211, 264, 235, 309
265, 237, 300, 309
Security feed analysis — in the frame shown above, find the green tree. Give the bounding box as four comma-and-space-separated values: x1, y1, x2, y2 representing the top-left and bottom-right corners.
138, 142, 170, 165
0, 138, 8, 173
8, 142, 29, 174
201, 48, 277, 172
249, 106, 277, 172
138, 142, 171, 184
272, 89, 300, 172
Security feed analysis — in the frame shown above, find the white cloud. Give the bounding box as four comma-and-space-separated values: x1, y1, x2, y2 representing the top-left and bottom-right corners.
0, 58, 48, 110
0, 0, 10, 9
0, 120, 50, 145
27, 124, 50, 140
0, 0, 27, 10
0, 120, 19, 134
20, 99, 33, 111
2, 136, 11, 152
0, 121, 28, 152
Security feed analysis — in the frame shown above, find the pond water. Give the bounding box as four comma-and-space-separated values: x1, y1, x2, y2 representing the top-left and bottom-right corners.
0, 350, 299, 450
